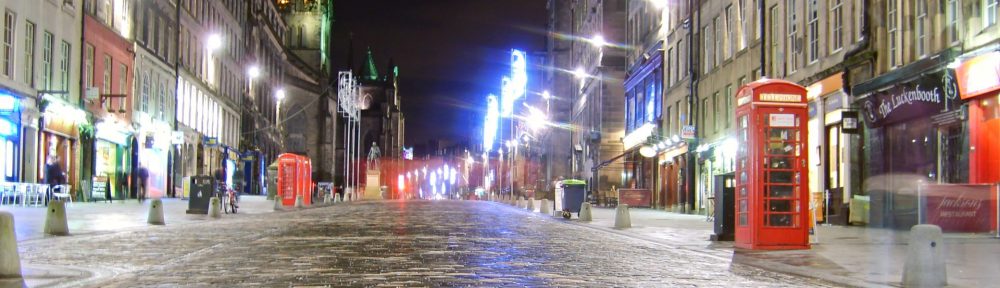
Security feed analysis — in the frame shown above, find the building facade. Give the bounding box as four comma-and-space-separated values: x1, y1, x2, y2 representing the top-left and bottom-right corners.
131, 0, 177, 198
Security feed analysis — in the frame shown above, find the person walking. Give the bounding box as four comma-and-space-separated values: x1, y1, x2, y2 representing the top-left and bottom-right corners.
43, 155, 65, 206
137, 166, 149, 202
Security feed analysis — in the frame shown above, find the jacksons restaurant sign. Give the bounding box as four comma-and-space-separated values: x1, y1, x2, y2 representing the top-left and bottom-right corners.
860, 70, 960, 128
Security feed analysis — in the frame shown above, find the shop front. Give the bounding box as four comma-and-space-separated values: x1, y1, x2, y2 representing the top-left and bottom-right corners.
855, 64, 966, 230
0, 91, 22, 182
136, 114, 171, 198
957, 51, 1000, 185
39, 95, 88, 198
804, 73, 860, 225
695, 137, 737, 216
93, 119, 133, 201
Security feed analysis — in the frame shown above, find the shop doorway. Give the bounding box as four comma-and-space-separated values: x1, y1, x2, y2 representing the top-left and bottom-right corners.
824, 124, 848, 225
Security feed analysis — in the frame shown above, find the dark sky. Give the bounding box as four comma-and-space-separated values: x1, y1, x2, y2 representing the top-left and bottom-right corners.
331, 0, 547, 146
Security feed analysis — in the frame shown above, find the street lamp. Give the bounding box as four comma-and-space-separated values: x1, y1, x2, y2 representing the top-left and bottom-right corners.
207, 33, 223, 52
590, 34, 607, 47
573, 67, 587, 79
247, 65, 260, 79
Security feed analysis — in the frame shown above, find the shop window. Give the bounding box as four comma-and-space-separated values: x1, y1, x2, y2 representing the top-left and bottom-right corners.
5, 140, 13, 178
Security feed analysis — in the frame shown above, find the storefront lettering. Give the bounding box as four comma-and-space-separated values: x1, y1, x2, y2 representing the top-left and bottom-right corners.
877, 85, 940, 119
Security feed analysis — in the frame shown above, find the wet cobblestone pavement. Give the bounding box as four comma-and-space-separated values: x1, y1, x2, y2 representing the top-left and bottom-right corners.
17, 200, 837, 287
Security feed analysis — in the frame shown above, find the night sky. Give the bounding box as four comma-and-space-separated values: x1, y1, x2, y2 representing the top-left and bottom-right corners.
331, 0, 547, 147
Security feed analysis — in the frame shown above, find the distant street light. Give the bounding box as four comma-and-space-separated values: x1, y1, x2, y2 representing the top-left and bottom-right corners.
207, 33, 223, 51
247, 65, 260, 78
275, 89, 285, 101
590, 34, 606, 47
542, 90, 551, 99
574, 67, 587, 79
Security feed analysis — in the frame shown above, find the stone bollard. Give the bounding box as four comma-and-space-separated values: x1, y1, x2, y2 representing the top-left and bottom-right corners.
903, 224, 947, 287
294, 195, 305, 208
273, 196, 283, 210
44, 200, 69, 236
526, 197, 535, 211
0, 212, 21, 278
209, 197, 221, 218
324, 194, 331, 204
540, 199, 551, 214
614, 204, 631, 229
579, 202, 593, 222
147, 199, 165, 225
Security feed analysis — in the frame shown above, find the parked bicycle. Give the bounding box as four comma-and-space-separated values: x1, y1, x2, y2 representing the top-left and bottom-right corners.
216, 182, 239, 214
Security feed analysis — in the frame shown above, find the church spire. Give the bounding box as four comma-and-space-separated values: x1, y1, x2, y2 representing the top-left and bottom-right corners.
361, 46, 379, 81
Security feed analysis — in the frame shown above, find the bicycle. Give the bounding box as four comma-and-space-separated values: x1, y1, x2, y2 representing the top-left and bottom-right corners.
215, 183, 238, 214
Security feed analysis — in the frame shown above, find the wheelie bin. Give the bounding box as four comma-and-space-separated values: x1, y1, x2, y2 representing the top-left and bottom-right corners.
558, 179, 587, 219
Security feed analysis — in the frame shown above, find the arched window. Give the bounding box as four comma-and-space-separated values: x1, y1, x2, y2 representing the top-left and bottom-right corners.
141, 72, 150, 112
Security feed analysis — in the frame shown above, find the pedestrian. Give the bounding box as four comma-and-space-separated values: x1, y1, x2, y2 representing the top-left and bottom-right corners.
105, 173, 113, 203
137, 166, 149, 202
43, 155, 65, 206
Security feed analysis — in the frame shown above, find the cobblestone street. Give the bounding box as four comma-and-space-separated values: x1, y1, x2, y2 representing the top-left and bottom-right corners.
14, 200, 836, 287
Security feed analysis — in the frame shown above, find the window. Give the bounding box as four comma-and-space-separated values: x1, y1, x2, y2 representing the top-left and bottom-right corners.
23, 21, 34, 86
887, 0, 900, 67
704, 26, 714, 72
725, 84, 733, 128
947, 0, 961, 43
985, 0, 998, 28
59, 42, 70, 90
666, 106, 673, 135
769, 5, 782, 76
102, 54, 111, 93
787, 0, 799, 72
726, 5, 736, 57
118, 64, 127, 96
158, 82, 166, 119
714, 92, 722, 132
679, 39, 685, 79
701, 97, 710, 137
42, 32, 53, 89
831, 0, 844, 52
916, 0, 928, 58
667, 47, 674, 86
807, 0, 819, 62
855, 0, 864, 40
84, 44, 94, 88
2, 11, 14, 78
754, 0, 762, 39
141, 72, 149, 112
715, 17, 724, 63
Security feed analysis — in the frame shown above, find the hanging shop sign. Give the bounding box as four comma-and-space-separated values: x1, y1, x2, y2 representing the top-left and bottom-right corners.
680, 125, 696, 140
841, 110, 860, 134
859, 70, 960, 128
202, 136, 219, 147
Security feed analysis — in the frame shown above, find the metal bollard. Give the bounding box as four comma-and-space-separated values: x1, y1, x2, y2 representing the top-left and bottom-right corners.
903, 224, 947, 287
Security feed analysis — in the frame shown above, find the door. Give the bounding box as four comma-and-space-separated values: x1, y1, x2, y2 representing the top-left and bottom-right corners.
758, 108, 808, 245
824, 124, 848, 225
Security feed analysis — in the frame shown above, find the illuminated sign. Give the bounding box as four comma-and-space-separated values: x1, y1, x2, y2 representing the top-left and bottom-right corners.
203, 136, 219, 147
0, 93, 17, 113
0, 118, 16, 136
402, 147, 413, 160
759, 93, 802, 103
483, 94, 499, 152
95, 121, 130, 145
501, 50, 528, 117
737, 96, 751, 107
623, 123, 655, 150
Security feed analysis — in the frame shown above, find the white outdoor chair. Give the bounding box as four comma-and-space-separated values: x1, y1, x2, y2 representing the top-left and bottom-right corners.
52, 184, 72, 204
0, 182, 14, 205
29, 184, 49, 207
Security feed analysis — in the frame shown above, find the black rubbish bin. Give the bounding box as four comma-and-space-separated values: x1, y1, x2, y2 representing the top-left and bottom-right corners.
561, 179, 587, 219
186, 176, 216, 214
711, 173, 735, 241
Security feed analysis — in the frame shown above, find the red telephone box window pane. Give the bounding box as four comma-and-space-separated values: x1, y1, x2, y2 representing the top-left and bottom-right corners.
739, 214, 748, 226
768, 200, 793, 212
768, 157, 793, 169
767, 185, 794, 197
768, 128, 798, 141
769, 171, 794, 183
768, 214, 795, 226
739, 186, 747, 197
740, 199, 748, 211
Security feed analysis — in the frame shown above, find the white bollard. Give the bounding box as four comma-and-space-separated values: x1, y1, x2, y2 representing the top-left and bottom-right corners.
147, 199, 165, 225
44, 200, 69, 236
540, 199, 551, 214
614, 204, 631, 229
294, 195, 305, 208
903, 224, 947, 287
274, 196, 283, 210
209, 197, 221, 218
0, 212, 21, 278
526, 197, 535, 211
579, 202, 593, 222
324, 194, 331, 204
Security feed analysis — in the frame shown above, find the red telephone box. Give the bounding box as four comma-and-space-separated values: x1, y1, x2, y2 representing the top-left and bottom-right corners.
734, 79, 810, 250
277, 153, 313, 206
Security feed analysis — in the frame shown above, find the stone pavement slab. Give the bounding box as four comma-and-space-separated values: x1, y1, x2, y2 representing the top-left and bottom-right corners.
508, 197, 1000, 288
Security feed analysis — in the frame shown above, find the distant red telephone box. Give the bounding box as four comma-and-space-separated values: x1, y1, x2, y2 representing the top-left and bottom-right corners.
277, 153, 313, 206
734, 79, 810, 250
